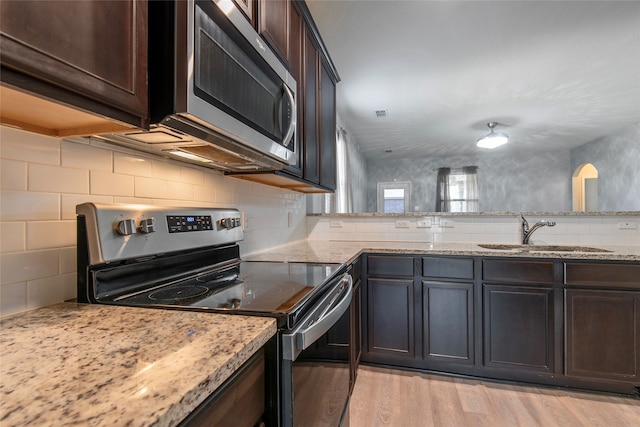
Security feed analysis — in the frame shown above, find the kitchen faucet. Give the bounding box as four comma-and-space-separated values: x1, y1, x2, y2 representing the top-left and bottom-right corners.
521, 215, 556, 244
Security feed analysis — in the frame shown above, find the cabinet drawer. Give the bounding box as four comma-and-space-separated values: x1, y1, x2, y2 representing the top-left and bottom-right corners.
367, 256, 414, 277
483, 259, 555, 284
423, 257, 474, 280
565, 263, 640, 289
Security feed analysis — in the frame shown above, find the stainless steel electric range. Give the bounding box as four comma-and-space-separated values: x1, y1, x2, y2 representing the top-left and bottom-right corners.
76, 203, 352, 427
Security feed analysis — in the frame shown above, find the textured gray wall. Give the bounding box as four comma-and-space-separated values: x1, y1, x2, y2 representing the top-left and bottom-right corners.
365, 151, 571, 212
570, 123, 640, 211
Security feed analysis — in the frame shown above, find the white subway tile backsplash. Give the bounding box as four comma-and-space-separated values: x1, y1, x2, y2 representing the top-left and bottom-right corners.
29, 164, 89, 194
1, 159, 27, 190
61, 140, 112, 172
59, 247, 76, 275
27, 273, 76, 309
26, 221, 76, 250
90, 170, 135, 196
306, 215, 640, 246
167, 181, 195, 201
1, 191, 60, 221
180, 166, 205, 186
0, 127, 60, 164
0, 282, 27, 317
194, 185, 215, 203
152, 160, 182, 181
135, 176, 168, 199
113, 152, 153, 177
1, 222, 25, 253
0, 249, 60, 285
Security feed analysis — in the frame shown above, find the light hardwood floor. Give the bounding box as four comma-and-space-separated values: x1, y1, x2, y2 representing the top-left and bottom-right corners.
348, 366, 640, 427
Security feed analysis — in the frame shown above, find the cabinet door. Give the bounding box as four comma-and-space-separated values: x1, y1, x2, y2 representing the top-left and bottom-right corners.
0, 0, 148, 126
565, 289, 640, 382
367, 278, 415, 358
233, 0, 254, 23
283, 1, 303, 177
258, 0, 289, 65
319, 61, 336, 190
351, 278, 362, 390
302, 30, 319, 184
483, 284, 554, 374
423, 281, 474, 365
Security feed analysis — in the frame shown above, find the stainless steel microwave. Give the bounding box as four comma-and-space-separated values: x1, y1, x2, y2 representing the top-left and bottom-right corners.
92, 0, 297, 172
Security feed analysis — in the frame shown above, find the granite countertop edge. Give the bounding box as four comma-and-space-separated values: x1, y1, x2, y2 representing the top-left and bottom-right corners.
0, 303, 277, 427
244, 240, 640, 264
307, 211, 640, 217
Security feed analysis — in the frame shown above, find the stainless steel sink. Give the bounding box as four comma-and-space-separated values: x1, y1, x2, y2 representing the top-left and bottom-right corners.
478, 244, 611, 253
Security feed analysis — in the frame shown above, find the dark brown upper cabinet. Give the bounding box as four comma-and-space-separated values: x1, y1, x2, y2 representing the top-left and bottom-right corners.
319, 60, 337, 190
302, 30, 320, 184
233, 0, 255, 24
0, 0, 148, 136
257, 0, 289, 66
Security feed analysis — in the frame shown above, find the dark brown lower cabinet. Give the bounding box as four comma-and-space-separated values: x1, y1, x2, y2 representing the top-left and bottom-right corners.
367, 278, 415, 358
350, 276, 362, 390
565, 289, 640, 382
483, 284, 554, 374
180, 348, 264, 427
423, 281, 474, 365
359, 254, 639, 395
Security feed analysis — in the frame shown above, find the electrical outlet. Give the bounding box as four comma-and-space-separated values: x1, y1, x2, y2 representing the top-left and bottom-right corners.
395, 220, 410, 228
618, 221, 637, 230
330, 220, 343, 228
440, 219, 455, 228
416, 218, 432, 228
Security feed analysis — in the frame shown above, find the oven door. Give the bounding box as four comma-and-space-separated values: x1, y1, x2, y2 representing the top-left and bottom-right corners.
281, 273, 352, 427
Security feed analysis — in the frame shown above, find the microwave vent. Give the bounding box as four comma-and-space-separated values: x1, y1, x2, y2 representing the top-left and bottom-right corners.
178, 145, 253, 165
124, 131, 187, 144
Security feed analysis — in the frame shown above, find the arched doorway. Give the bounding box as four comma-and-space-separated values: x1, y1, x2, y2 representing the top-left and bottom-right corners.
572, 163, 598, 212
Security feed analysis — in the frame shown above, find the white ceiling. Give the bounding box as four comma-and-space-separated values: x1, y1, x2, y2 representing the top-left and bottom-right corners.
305, 0, 640, 161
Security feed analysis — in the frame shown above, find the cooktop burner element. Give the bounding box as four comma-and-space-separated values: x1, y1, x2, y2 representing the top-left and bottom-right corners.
149, 285, 209, 301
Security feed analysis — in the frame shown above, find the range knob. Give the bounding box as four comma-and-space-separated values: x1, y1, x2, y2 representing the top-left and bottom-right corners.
115, 219, 137, 236
219, 217, 241, 229
139, 218, 156, 234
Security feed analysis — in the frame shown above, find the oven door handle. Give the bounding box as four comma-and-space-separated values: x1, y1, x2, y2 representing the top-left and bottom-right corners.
282, 274, 353, 362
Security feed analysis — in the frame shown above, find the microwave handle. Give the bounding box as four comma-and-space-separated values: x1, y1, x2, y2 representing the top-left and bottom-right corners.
281, 83, 296, 148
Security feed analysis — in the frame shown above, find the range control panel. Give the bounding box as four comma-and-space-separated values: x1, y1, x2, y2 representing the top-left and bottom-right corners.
167, 215, 214, 233
77, 203, 244, 265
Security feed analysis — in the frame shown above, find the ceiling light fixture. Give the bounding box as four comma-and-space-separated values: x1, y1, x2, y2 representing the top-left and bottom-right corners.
476, 122, 509, 149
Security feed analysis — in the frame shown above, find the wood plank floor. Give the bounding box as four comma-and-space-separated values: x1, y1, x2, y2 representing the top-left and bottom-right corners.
348, 366, 640, 427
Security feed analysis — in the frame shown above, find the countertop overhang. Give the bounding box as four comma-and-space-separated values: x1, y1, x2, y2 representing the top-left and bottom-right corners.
0, 303, 276, 427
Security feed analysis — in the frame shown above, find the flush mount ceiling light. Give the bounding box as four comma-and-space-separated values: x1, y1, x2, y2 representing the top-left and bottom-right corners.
476, 122, 509, 149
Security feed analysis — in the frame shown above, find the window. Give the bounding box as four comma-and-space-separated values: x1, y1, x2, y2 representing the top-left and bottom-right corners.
324, 129, 351, 213
435, 167, 478, 212
377, 182, 411, 213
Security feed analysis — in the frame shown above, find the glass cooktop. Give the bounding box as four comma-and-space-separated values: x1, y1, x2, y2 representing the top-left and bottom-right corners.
112, 261, 342, 315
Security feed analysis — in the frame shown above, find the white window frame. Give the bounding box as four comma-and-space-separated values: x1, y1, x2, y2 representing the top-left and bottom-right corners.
377, 181, 411, 213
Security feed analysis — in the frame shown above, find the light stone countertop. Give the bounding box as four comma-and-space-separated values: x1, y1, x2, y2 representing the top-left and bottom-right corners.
244, 240, 640, 264
0, 303, 276, 427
